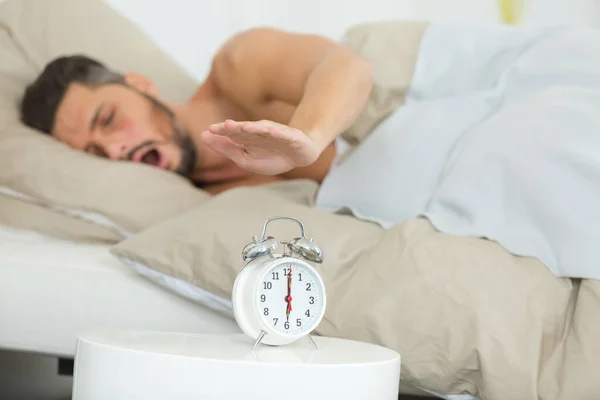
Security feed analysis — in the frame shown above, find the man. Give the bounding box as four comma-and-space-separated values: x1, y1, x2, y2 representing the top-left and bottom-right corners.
19, 27, 374, 194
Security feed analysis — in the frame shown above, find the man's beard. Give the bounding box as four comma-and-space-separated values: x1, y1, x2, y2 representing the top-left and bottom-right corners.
143, 93, 198, 179
174, 133, 197, 178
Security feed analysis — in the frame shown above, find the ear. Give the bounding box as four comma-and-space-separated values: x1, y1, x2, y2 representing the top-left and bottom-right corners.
124, 72, 159, 97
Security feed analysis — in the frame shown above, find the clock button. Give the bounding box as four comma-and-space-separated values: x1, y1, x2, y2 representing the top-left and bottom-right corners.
242, 236, 278, 260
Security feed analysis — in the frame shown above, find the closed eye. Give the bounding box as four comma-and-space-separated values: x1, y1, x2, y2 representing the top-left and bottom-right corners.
103, 109, 115, 127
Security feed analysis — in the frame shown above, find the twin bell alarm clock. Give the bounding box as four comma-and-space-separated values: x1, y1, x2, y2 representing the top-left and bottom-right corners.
232, 216, 327, 349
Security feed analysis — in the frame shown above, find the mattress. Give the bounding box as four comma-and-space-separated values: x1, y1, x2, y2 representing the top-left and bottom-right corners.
0, 225, 240, 358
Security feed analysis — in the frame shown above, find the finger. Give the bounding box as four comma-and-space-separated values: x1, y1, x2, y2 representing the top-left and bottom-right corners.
239, 121, 292, 140
207, 123, 225, 135
209, 123, 270, 145
200, 131, 246, 161
208, 120, 245, 136
265, 124, 298, 143
237, 121, 297, 144
238, 120, 273, 134
224, 119, 246, 134
213, 120, 289, 142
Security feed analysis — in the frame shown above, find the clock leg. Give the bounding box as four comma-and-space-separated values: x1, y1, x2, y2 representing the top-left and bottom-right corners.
306, 334, 318, 350
253, 330, 267, 350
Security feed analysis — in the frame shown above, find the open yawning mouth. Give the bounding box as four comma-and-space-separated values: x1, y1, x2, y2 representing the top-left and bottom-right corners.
132, 146, 168, 170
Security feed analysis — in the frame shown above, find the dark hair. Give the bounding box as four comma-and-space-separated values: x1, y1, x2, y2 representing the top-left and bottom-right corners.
19, 54, 125, 134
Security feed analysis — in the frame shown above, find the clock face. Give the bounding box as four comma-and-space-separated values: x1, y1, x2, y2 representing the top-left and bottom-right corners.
256, 260, 325, 336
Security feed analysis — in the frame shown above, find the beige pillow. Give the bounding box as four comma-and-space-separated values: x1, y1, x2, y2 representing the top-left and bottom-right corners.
0, 0, 209, 239
111, 183, 574, 399
0, 194, 121, 243
339, 20, 428, 152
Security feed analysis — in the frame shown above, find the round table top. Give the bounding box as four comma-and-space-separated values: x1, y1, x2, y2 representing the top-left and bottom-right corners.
77, 330, 400, 366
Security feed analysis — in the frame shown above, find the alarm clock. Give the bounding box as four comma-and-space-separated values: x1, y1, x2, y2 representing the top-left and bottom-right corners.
232, 216, 326, 349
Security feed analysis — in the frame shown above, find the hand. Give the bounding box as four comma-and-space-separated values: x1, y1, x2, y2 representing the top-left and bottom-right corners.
200, 119, 321, 176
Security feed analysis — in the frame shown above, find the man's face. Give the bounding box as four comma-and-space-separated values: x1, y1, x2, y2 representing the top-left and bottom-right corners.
52, 81, 197, 177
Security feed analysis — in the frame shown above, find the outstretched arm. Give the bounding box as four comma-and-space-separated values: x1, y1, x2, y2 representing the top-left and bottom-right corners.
202, 27, 374, 174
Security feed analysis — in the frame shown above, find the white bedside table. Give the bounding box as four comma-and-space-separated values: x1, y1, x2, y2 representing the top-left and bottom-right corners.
71, 330, 401, 400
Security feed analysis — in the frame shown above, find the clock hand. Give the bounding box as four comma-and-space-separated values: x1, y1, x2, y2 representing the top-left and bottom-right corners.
285, 265, 292, 321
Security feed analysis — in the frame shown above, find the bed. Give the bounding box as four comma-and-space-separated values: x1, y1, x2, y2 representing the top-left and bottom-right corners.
1, 1, 600, 400
0, 224, 240, 358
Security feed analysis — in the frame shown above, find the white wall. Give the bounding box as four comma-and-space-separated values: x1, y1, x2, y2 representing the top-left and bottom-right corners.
414, 0, 599, 26
104, 0, 417, 82
104, 0, 600, 83
522, 0, 599, 26
0, 0, 594, 82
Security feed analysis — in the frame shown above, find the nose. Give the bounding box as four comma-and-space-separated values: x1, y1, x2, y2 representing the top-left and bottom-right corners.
102, 141, 128, 160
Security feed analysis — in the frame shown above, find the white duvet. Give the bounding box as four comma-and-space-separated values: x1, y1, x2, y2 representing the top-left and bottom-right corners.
316, 23, 600, 281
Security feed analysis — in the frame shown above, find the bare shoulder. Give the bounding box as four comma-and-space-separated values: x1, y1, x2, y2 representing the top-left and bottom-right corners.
211, 26, 341, 78
208, 27, 356, 102
219, 26, 337, 56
